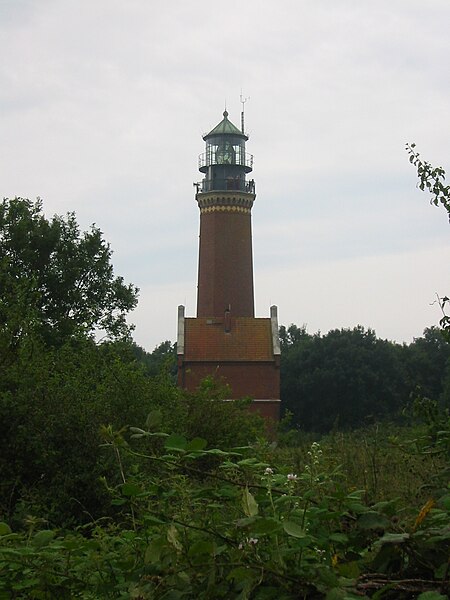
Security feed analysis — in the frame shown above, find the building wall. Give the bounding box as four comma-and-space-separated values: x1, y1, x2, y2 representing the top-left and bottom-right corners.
197, 210, 254, 318
179, 360, 280, 399
178, 359, 280, 423
248, 400, 281, 422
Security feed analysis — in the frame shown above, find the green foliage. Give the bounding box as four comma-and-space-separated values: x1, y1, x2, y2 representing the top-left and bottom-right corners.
281, 326, 407, 432
406, 143, 450, 215
406, 144, 450, 340
403, 327, 450, 406
140, 374, 266, 450
1, 430, 449, 599
0, 197, 138, 344
131, 339, 177, 378
0, 198, 157, 524
280, 324, 450, 433
0, 336, 157, 525
0, 332, 264, 526
279, 323, 309, 350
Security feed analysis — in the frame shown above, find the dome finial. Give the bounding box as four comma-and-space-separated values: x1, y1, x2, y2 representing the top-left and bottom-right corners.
223, 109, 228, 118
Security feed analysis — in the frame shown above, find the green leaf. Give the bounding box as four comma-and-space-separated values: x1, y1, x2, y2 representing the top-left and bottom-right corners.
325, 588, 347, 600
375, 532, 410, 546
235, 516, 258, 527
145, 409, 162, 431
439, 494, 450, 511
250, 518, 282, 536
32, 530, 55, 548
237, 458, 267, 467
188, 540, 214, 557
145, 536, 166, 563
283, 521, 307, 538
357, 511, 390, 530
427, 531, 450, 543
157, 590, 184, 600
329, 533, 349, 544
346, 502, 368, 514
227, 567, 255, 583
121, 482, 142, 497
317, 566, 339, 587
371, 545, 400, 573
167, 524, 182, 551
165, 433, 187, 451
242, 487, 258, 517
143, 515, 166, 526
337, 561, 360, 578
0, 522, 12, 536
215, 485, 238, 499
417, 593, 448, 600
204, 448, 232, 455
186, 437, 207, 452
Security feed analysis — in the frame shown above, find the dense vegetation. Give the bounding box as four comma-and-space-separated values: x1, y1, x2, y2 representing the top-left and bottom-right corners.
1, 178, 449, 598
280, 324, 450, 433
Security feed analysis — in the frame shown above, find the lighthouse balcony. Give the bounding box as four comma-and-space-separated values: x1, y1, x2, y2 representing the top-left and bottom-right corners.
198, 151, 253, 172
195, 178, 256, 194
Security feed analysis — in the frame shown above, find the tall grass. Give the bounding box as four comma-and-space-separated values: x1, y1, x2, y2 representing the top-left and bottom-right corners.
274, 423, 447, 510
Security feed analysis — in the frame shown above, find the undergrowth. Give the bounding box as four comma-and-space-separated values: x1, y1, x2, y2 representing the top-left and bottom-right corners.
1, 419, 449, 599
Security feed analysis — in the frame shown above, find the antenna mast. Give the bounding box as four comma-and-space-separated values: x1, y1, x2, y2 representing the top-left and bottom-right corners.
240, 92, 250, 134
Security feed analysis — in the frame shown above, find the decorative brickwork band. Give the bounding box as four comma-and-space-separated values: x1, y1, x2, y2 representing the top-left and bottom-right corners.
200, 205, 251, 214
196, 191, 255, 212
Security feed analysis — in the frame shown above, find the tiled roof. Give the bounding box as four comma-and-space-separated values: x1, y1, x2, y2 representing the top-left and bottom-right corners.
183, 317, 274, 362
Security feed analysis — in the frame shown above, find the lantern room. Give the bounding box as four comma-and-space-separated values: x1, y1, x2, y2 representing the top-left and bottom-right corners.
197, 110, 254, 193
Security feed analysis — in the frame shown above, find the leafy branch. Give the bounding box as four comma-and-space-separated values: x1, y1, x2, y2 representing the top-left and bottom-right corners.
406, 142, 450, 217
407, 143, 450, 339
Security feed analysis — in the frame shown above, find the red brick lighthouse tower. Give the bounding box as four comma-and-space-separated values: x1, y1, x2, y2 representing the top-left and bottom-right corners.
177, 109, 280, 422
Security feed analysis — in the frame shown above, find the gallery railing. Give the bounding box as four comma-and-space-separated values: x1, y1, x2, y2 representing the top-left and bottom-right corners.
194, 178, 256, 193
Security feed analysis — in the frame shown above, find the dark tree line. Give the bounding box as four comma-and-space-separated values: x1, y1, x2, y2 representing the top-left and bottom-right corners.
280, 323, 450, 432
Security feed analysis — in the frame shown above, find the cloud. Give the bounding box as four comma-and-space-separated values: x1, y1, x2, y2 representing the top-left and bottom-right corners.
1, 0, 450, 350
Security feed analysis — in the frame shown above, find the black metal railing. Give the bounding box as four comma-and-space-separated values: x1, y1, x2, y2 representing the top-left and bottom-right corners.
194, 178, 256, 193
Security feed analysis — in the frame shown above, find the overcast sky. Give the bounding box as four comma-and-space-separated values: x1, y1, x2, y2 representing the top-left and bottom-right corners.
1, 0, 449, 351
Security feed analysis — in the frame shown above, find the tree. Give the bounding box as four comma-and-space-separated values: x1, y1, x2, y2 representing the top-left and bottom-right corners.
131, 340, 177, 378
0, 334, 160, 525
281, 326, 406, 432
406, 144, 450, 338
0, 197, 138, 345
0, 257, 40, 367
402, 327, 450, 403
406, 144, 450, 421
0, 197, 141, 523
279, 323, 309, 351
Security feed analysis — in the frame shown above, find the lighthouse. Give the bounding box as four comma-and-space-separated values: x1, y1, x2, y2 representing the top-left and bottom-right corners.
177, 109, 280, 422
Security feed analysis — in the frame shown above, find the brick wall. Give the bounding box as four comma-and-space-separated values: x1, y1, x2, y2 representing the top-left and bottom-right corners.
197, 211, 254, 317
179, 360, 280, 399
